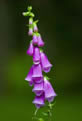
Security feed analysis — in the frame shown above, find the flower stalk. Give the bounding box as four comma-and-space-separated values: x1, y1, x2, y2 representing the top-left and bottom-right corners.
23, 6, 57, 121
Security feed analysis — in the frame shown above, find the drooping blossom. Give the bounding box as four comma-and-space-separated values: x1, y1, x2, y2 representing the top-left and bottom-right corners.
33, 34, 38, 45
33, 94, 45, 108
38, 35, 44, 47
32, 81, 44, 96
25, 66, 34, 86
32, 64, 43, 83
40, 51, 52, 73
33, 47, 40, 64
44, 77, 57, 102
27, 41, 34, 56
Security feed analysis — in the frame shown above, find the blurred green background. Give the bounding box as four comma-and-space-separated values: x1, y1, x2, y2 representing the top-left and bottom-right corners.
0, 0, 82, 121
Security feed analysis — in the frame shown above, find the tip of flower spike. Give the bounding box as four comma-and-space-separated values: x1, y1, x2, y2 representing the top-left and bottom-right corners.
27, 6, 32, 11
22, 6, 35, 17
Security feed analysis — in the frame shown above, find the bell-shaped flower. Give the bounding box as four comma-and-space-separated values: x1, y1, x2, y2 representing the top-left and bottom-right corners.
38, 35, 44, 47
40, 52, 52, 73
44, 77, 57, 102
28, 28, 33, 36
32, 35, 38, 45
33, 47, 40, 64
25, 66, 34, 86
33, 94, 45, 108
32, 81, 44, 96
27, 41, 34, 56
32, 64, 43, 83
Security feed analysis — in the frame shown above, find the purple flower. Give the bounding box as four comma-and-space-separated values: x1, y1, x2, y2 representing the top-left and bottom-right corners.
25, 66, 34, 86
27, 41, 34, 56
38, 35, 44, 47
23, 7, 57, 109
32, 35, 38, 45
28, 28, 33, 36
40, 52, 52, 73
44, 77, 57, 102
33, 94, 45, 108
34, 24, 38, 32
33, 47, 40, 64
32, 64, 43, 83
32, 81, 44, 96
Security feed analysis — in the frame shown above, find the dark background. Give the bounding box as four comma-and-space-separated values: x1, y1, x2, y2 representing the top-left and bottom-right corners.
0, 0, 82, 121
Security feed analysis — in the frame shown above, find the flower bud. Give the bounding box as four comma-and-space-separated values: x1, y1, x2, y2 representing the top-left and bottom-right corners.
27, 41, 34, 56
34, 23, 38, 32
28, 28, 33, 36
29, 18, 33, 25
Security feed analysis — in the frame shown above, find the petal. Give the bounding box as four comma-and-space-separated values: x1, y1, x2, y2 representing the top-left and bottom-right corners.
27, 42, 34, 56
33, 47, 40, 64
40, 52, 52, 73
25, 66, 33, 86
32, 64, 43, 83
38, 35, 44, 47
44, 78, 57, 102
33, 35, 38, 45
33, 94, 45, 108
32, 81, 44, 96
29, 81, 34, 87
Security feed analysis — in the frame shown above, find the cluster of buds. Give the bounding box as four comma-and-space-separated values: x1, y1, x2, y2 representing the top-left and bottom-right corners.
23, 6, 57, 109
